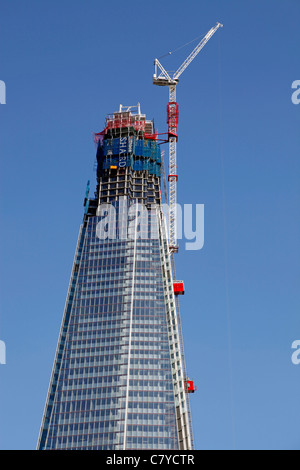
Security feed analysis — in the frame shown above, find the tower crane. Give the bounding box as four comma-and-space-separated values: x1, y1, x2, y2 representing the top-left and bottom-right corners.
153, 22, 223, 253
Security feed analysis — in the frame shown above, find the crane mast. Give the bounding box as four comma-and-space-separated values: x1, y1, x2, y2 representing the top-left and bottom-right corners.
153, 22, 223, 252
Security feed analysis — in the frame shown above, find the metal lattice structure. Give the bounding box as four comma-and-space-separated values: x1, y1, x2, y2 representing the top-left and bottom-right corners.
153, 22, 223, 253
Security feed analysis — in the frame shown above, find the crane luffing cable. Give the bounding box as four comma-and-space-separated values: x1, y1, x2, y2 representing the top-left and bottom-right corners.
157, 32, 207, 60
153, 22, 223, 253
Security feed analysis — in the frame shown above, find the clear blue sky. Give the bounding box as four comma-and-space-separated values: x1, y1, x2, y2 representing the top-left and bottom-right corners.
0, 0, 299, 450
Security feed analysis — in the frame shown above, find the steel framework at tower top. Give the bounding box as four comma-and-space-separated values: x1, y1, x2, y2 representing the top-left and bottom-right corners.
153, 22, 223, 253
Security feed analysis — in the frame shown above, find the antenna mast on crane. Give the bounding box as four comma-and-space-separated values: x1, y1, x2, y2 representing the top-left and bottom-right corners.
153, 22, 223, 253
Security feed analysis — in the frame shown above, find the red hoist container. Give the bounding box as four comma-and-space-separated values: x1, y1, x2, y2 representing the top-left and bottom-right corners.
173, 281, 185, 296
185, 380, 197, 394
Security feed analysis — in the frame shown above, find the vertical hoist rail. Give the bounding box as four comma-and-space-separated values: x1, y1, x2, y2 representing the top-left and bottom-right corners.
157, 207, 193, 450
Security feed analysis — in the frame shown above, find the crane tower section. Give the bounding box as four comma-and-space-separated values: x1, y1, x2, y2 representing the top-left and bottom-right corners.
153, 22, 223, 253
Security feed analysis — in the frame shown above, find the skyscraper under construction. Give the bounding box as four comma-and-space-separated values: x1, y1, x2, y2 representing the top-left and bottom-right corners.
37, 104, 194, 451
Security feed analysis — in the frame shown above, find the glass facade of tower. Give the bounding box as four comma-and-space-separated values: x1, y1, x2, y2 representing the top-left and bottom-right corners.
37, 106, 193, 451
